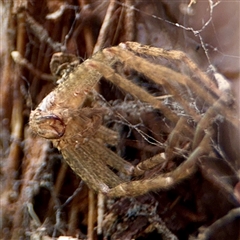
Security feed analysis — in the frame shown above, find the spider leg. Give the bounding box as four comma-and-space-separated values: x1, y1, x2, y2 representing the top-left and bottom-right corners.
89, 137, 134, 175
55, 139, 121, 193
53, 129, 134, 193
104, 45, 217, 110
192, 93, 231, 150
103, 43, 238, 129
50, 107, 133, 193
95, 125, 134, 174
133, 117, 191, 177
85, 59, 180, 125
90, 43, 237, 160
123, 41, 222, 98
133, 152, 167, 177
107, 128, 213, 198
165, 116, 192, 160
51, 120, 121, 193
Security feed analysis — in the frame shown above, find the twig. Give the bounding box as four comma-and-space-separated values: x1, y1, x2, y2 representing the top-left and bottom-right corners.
93, 0, 116, 53
11, 51, 56, 82
87, 190, 96, 240
26, 13, 63, 52
97, 193, 105, 235
124, 0, 135, 41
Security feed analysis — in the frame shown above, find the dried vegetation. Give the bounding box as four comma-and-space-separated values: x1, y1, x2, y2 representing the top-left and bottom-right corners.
0, 0, 240, 240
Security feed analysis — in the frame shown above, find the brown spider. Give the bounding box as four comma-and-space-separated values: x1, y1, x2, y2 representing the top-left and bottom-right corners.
29, 41, 238, 198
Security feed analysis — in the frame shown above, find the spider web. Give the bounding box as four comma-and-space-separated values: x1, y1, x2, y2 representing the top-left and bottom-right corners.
62, 1, 238, 155
4, 1, 239, 239
15, 0, 239, 189
116, 0, 239, 161
21, 0, 239, 171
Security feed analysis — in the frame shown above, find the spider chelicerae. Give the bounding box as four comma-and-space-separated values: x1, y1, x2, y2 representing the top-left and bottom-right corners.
29, 41, 237, 198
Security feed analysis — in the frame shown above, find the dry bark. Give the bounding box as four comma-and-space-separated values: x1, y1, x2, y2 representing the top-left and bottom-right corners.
0, 1, 239, 240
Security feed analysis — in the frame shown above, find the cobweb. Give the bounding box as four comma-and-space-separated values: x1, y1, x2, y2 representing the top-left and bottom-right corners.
26, 0, 239, 161
1, 1, 240, 239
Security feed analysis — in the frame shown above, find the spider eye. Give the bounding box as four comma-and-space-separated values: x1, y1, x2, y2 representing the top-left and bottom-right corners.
30, 112, 66, 139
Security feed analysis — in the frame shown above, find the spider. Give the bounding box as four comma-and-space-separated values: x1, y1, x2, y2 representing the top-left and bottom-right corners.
29, 41, 237, 198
